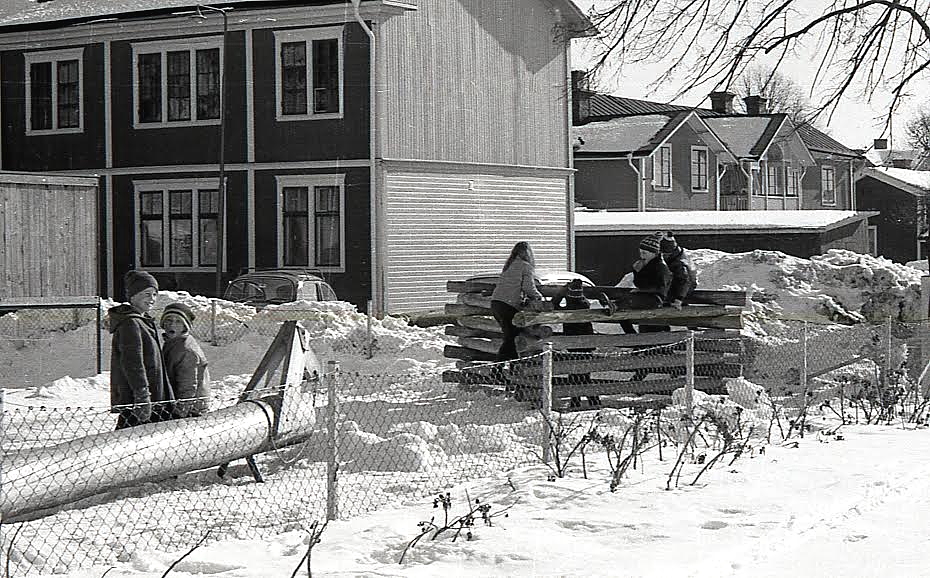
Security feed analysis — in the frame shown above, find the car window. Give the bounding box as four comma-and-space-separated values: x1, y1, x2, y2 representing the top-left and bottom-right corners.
318, 283, 337, 301
225, 280, 266, 303
263, 278, 296, 303
297, 281, 319, 302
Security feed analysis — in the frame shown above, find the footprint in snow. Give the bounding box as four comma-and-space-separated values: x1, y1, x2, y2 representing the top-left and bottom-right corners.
701, 520, 729, 530
845, 534, 868, 542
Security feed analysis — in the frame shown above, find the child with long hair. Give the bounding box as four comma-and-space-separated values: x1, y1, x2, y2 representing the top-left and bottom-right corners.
490, 241, 543, 361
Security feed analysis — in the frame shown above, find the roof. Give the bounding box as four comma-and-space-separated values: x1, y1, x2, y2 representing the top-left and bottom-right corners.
860, 166, 930, 196
795, 124, 859, 158
702, 116, 782, 159
573, 114, 679, 156
574, 209, 877, 235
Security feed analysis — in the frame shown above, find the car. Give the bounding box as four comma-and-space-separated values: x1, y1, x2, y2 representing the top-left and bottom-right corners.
466, 269, 595, 293
223, 269, 337, 306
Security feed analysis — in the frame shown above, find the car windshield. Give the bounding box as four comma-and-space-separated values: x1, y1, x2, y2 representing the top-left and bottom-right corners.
225, 278, 294, 304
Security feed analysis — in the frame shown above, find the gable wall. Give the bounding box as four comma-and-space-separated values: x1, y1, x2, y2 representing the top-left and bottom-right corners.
574, 158, 638, 209
856, 175, 920, 263
643, 122, 716, 210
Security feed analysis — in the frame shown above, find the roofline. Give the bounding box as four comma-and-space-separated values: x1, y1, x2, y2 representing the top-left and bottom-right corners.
546, 0, 598, 37
574, 210, 878, 235
859, 167, 930, 197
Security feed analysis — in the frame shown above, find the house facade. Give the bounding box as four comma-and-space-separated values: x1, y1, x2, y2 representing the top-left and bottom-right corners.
0, 0, 592, 313
856, 166, 930, 263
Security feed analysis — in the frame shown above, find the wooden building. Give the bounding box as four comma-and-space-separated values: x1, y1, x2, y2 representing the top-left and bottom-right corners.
856, 166, 930, 263
0, 0, 593, 313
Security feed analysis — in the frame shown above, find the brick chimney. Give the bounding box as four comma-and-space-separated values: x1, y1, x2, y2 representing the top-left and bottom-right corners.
571, 70, 593, 125
873, 138, 888, 150
743, 95, 768, 115
708, 91, 735, 114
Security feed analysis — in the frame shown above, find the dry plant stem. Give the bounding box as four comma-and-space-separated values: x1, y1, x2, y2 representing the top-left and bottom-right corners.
289, 520, 328, 578
4, 524, 23, 578
691, 426, 755, 486
160, 530, 211, 578
666, 415, 708, 491
100, 569, 115, 578
533, 410, 598, 478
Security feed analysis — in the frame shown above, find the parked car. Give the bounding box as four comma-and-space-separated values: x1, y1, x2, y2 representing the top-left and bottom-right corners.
466, 269, 595, 294
223, 270, 337, 306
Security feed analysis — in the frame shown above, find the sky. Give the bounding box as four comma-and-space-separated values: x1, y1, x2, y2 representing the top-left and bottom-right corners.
569, 0, 930, 152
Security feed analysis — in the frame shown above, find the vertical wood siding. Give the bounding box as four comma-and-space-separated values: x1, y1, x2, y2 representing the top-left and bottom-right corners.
379, 0, 569, 167
383, 171, 568, 312
0, 181, 97, 298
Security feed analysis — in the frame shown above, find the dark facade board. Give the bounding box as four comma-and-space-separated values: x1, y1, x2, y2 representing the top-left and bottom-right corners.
575, 227, 867, 286
856, 175, 921, 263
110, 32, 248, 168
646, 122, 716, 210
801, 156, 852, 211
251, 24, 370, 164
1, 45, 106, 170
253, 166, 371, 308
110, 171, 247, 299
574, 158, 638, 209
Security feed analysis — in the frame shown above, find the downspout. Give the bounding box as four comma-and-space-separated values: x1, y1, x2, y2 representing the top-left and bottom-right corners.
715, 156, 728, 210
738, 160, 752, 209
798, 165, 810, 208
849, 159, 856, 211
628, 153, 643, 211
351, 1, 380, 315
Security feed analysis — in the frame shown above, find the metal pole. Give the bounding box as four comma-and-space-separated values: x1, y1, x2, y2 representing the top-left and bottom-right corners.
326, 360, 340, 521
542, 342, 553, 464
366, 300, 373, 359
685, 331, 694, 416
211, 299, 218, 345
96, 297, 103, 374
801, 321, 808, 437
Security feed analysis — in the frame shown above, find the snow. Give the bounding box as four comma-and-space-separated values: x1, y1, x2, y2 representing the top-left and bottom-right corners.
573, 115, 674, 154
575, 209, 870, 232
3, 248, 930, 577
870, 166, 930, 191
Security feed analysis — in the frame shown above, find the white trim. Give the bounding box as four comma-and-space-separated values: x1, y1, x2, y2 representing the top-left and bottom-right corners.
652, 144, 671, 190
247, 168, 255, 270
274, 173, 347, 273
821, 165, 837, 206
132, 178, 226, 271
23, 47, 84, 135
104, 41, 112, 168
41, 159, 372, 177
689, 145, 709, 192
106, 174, 114, 298
867, 225, 878, 256
245, 29, 255, 164
273, 26, 345, 122
131, 36, 224, 129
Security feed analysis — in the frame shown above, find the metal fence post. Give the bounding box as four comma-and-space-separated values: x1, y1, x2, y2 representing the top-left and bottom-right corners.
800, 321, 808, 437
542, 342, 553, 464
326, 360, 340, 521
96, 297, 103, 375
685, 331, 694, 417
211, 299, 218, 345
885, 316, 893, 388
366, 300, 373, 359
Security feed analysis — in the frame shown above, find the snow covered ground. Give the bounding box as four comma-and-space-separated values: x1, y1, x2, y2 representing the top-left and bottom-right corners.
3, 248, 930, 577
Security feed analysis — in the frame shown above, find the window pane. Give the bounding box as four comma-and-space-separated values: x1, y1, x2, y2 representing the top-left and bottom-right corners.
691, 149, 707, 190
314, 186, 340, 266
199, 190, 218, 214
281, 42, 307, 115
170, 218, 193, 266
284, 215, 309, 266
167, 51, 191, 121
169, 190, 192, 215
138, 53, 162, 123
200, 217, 217, 266
57, 60, 80, 128
140, 191, 163, 216
312, 38, 339, 113
283, 186, 308, 212
30, 62, 53, 131
141, 219, 163, 267
196, 48, 220, 120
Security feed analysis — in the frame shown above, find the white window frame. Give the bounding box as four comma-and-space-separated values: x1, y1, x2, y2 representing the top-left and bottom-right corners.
131, 37, 224, 129
868, 225, 878, 256
821, 166, 837, 206
276, 174, 346, 272
765, 162, 783, 197
786, 166, 800, 197
690, 145, 709, 192
274, 26, 345, 122
652, 145, 672, 190
24, 47, 84, 135
133, 178, 225, 272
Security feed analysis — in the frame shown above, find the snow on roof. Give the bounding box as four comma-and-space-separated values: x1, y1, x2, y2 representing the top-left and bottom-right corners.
703, 117, 773, 158
574, 210, 874, 234
867, 166, 930, 192
573, 115, 673, 155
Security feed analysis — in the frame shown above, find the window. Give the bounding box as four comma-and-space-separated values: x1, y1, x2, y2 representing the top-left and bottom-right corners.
751, 166, 764, 196
276, 174, 345, 271
786, 168, 800, 197
136, 180, 221, 270
132, 38, 222, 127
274, 26, 344, 121
766, 163, 783, 196
24, 48, 84, 134
868, 225, 878, 256
653, 145, 671, 189
690, 146, 708, 191
821, 166, 836, 206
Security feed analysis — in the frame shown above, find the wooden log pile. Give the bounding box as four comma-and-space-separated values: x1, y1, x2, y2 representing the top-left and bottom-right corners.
442, 278, 749, 412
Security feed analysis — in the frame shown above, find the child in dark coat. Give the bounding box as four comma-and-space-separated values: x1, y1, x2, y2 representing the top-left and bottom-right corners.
620, 234, 673, 334
109, 270, 174, 429
660, 232, 697, 310
160, 302, 211, 418
555, 279, 600, 407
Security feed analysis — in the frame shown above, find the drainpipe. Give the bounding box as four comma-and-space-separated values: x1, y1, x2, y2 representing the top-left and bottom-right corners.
628, 153, 644, 211
351, 1, 380, 315
849, 159, 856, 210
715, 157, 728, 210
738, 160, 752, 209
798, 165, 810, 208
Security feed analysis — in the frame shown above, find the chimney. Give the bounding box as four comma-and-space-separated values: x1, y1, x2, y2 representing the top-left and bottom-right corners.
708, 91, 735, 114
571, 70, 593, 125
873, 138, 888, 150
743, 95, 768, 115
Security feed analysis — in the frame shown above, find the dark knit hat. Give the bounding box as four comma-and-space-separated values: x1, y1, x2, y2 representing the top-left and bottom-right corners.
660, 232, 678, 254
124, 270, 158, 300
566, 278, 585, 299
639, 234, 662, 254
161, 302, 195, 331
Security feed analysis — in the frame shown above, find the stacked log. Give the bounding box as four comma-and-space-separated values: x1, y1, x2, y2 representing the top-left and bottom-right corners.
442, 279, 748, 411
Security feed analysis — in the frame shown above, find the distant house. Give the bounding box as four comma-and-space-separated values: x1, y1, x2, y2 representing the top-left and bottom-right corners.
864, 138, 930, 171
856, 166, 930, 263
0, 0, 593, 313
569, 82, 874, 279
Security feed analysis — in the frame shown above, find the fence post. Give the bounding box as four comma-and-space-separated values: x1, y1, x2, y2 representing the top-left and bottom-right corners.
366, 300, 374, 359
680, 331, 695, 454
885, 316, 893, 388
326, 360, 340, 521
211, 299, 218, 345
542, 342, 553, 464
800, 321, 808, 438
96, 297, 103, 375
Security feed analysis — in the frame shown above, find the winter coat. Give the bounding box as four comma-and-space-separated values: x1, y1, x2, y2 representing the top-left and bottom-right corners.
554, 294, 594, 337
665, 247, 697, 304
631, 256, 672, 307
108, 304, 174, 420
491, 258, 543, 309
162, 334, 211, 418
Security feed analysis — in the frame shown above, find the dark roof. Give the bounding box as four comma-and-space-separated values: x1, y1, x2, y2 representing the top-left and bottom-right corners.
580, 93, 861, 159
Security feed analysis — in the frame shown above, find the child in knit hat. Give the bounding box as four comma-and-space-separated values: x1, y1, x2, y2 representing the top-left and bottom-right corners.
620, 234, 673, 335
160, 302, 211, 418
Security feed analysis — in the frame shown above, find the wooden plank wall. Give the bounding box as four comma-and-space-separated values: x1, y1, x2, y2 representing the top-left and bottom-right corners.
0, 179, 97, 298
